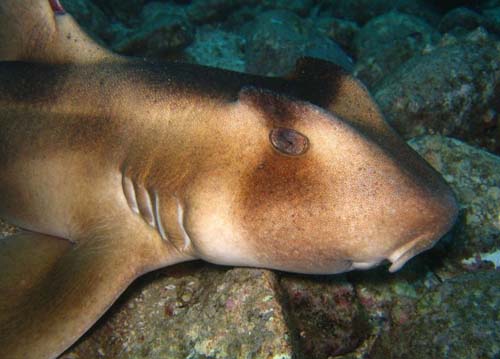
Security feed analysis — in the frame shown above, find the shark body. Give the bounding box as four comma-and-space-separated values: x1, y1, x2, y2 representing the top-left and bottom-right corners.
0, 1, 458, 358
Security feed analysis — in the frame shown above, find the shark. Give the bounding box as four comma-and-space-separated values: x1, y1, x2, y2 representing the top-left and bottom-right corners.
0, 0, 458, 358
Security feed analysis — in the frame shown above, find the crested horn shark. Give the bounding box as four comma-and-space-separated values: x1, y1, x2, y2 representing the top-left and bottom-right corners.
0, 0, 458, 357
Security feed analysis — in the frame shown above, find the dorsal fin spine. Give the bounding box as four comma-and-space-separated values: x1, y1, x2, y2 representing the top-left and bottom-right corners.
49, 0, 65, 15
0, 0, 122, 64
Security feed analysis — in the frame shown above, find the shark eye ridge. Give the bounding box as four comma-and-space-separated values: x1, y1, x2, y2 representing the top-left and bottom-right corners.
269, 128, 309, 156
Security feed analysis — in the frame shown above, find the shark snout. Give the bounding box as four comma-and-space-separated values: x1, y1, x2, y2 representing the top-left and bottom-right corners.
387, 189, 458, 272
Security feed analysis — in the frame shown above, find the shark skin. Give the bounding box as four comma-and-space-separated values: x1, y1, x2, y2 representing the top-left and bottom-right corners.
0, 0, 458, 358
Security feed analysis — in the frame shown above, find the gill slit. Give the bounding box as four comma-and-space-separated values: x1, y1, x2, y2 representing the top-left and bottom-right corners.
122, 175, 139, 214
122, 172, 167, 242
175, 197, 192, 251
153, 191, 168, 241
137, 183, 155, 228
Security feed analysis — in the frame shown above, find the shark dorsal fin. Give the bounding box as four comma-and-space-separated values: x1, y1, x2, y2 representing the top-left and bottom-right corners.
0, 0, 121, 64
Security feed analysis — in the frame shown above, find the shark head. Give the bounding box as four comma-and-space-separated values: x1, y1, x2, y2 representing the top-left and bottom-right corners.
176, 81, 458, 274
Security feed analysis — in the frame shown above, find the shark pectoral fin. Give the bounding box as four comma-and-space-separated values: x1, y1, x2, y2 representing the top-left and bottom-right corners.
290, 57, 393, 139
0, 232, 72, 309
0, 0, 121, 64
0, 231, 145, 359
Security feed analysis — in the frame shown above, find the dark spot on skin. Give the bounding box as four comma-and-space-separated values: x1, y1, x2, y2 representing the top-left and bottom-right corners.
240, 87, 298, 126
270, 128, 309, 156
289, 57, 344, 109
0, 63, 122, 164
236, 145, 335, 268
237, 86, 313, 131
0, 62, 66, 106
240, 151, 314, 229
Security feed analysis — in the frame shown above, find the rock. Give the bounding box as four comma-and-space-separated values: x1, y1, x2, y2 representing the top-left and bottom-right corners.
315, 0, 440, 26
91, 0, 144, 24
409, 135, 500, 272
354, 12, 440, 87
111, 2, 194, 58
64, 265, 294, 358
482, 7, 500, 35
0, 218, 17, 237
187, 0, 255, 25
481, 0, 500, 9
260, 0, 314, 17
244, 10, 353, 76
184, 26, 246, 71
316, 17, 360, 55
315, 0, 394, 24
280, 275, 371, 358
189, 0, 313, 28
374, 35, 500, 154
393, 0, 441, 26
60, 0, 113, 43
370, 270, 500, 359
439, 7, 487, 34
347, 262, 449, 359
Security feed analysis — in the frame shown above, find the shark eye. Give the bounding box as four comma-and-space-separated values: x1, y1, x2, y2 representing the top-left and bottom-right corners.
269, 128, 309, 156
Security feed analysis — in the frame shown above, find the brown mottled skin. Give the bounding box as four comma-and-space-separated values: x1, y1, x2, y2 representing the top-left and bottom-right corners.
0, 1, 458, 358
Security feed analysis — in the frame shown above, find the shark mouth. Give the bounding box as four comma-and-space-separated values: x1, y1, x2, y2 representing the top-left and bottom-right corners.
387, 233, 435, 272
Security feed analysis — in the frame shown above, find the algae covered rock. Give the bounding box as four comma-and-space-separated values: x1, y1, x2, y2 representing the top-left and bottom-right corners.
91, 0, 145, 24
63, 265, 293, 358
60, 0, 110, 41
280, 275, 371, 358
375, 35, 500, 154
315, 0, 440, 26
354, 11, 440, 87
112, 2, 194, 57
409, 135, 500, 272
438, 7, 488, 34
185, 27, 246, 72
0, 219, 17, 238
187, 0, 255, 25
316, 17, 360, 55
260, 0, 313, 17
370, 270, 500, 359
244, 10, 353, 76
482, 6, 500, 35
